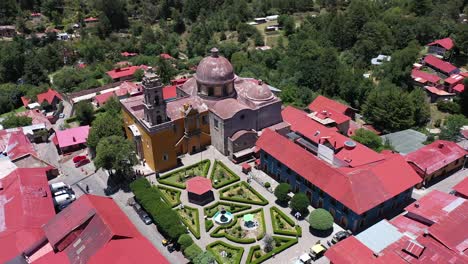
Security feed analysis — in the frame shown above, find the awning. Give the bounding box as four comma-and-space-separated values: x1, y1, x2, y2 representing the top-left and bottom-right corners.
243, 214, 254, 222
311, 244, 326, 254
233, 147, 254, 159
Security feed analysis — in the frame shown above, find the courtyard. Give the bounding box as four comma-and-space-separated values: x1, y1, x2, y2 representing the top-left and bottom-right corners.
143, 146, 344, 264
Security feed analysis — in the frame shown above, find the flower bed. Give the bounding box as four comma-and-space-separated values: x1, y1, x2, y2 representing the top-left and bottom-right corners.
210, 160, 240, 189
158, 159, 211, 189
204, 201, 252, 218
270, 206, 302, 237
219, 181, 268, 205
176, 206, 201, 239
206, 241, 244, 264
157, 185, 181, 207
210, 208, 266, 243
246, 236, 298, 264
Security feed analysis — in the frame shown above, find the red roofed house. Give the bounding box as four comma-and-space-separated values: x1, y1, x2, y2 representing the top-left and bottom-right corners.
424, 55, 460, 76
424, 86, 455, 103
121, 51, 138, 57
444, 74, 465, 92
116, 81, 143, 97
308, 95, 355, 134
21, 89, 63, 110
160, 53, 175, 60
453, 177, 468, 199
453, 83, 465, 94
106, 65, 148, 82
17, 109, 53, 130
15, 195, 170, 264
427, 37, 454, 56
94, 91, 116, 107
84, 17, 99, 24
405, 140, 467, 188
0, 167, 55, 263
186, 176, 214, 205
256, 129, 421, 232
411, 69, 441, 87
53, 125, 90, 154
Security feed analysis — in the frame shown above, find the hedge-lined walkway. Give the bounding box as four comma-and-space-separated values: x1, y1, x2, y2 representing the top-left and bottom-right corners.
148, 146, 344, 264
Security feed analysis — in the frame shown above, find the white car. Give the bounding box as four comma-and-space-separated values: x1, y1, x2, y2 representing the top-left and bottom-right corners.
59, 113, 65, 118
50, 182, 71, 193
53, 193, 76, 207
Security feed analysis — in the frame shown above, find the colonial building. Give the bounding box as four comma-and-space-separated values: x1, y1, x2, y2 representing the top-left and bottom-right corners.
122, 48, 284, 172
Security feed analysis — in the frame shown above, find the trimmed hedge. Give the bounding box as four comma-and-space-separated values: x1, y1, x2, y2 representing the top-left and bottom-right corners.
309, 208, 334, 231
205, 219, 214, 232
184, 244, 203, 262
270, 206, 302, 237
210, 160, 241, 189
246, 236, 298, 264
210, 208, 265, 244
157, 185, 182, 207
64, 116, 77, 124
204, 201, 252, 217
158, 159, 211, 189
206, 241, 245, 264
130, 178, 186, 241
219, 182, 268, 205
176, 206, 201, 239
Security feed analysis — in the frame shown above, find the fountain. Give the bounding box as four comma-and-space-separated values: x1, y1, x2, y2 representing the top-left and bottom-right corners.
213, 207, 234, 225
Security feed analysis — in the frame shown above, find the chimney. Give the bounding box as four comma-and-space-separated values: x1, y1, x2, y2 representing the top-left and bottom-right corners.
438, 142, 444, 148
72, 136, 76, 142
414, 202, 419, 208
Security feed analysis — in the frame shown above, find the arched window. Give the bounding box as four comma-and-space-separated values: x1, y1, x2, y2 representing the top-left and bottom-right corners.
154, 95, 160, 105
156, 115, 163, 124
208, 87, 214, 96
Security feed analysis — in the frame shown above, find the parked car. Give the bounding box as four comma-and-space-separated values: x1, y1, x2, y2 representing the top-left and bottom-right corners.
74, 158, 90, 168
50, 182, 71, 193
73, 155, 87, 163
162, 239, 170, 246
132, 201, 153, 225
53, 189, 71, 197
53, 193, 76, 207
59, 113, 65, 118
332, 231, 351, 244
309, 243, 327, 261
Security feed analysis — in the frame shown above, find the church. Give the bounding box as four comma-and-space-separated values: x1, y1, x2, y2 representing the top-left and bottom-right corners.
121, 48, 284, 172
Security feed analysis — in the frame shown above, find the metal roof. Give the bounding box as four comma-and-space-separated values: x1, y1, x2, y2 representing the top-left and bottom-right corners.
380, 129, 427, 155
356, 220, 404, 253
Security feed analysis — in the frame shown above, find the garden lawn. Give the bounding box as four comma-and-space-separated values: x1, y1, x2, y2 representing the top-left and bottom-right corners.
156, 185, 181, 207
211, 208, 266, 243
270, 207, 302, 237
204, 201, 251, 218
0, 106, 26, 118
176, 206, 201, 239
219, 182, 268, 205
210, 160, 240, 188
158, 160, 211, 189
246, 236, 298, 264
207, 241, 244, 264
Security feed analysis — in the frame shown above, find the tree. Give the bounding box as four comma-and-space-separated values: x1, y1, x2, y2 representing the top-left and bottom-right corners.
439, 115, 468, 142
193, 251, 215, 264
351, 128, 383, 152
94, 0, 129, 30
87, 112, 124, 151
133, 69, 144, 82
309, 209, 334, 231
263, 234, 274, 253
103, 96, 121, 115
274, 183, 291, 203
278, 15, 295, 36
178, 234, 194, 250
75, 101, 95, 125
94, 135, 138, 175
184, 244, 203, 262
1, 115, 32, 129
409, 88, 431, 126
459, 79, 468, 117
23, 53, 48, 86
290, 193, 309, 214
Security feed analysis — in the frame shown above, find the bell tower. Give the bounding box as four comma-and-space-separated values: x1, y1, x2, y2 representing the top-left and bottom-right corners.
143, 72, 167, 126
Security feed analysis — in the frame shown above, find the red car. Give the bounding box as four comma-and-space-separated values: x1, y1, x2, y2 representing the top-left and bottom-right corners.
73, 155, 87, 163
74, 158, 90, 168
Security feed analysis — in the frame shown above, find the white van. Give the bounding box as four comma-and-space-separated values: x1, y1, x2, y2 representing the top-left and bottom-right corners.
50, 182, 70, 193
53, 193, 76, 207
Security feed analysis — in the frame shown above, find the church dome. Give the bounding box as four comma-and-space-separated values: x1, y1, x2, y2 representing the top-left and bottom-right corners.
245, 80, 274, 101
195, 48, 236, 86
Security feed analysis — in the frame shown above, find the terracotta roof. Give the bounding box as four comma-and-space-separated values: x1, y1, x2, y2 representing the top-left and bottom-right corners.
119, 81, 142, 96
0, 168, 55, 263
425, 86, 454, 96
54, 125, 90, 149
391, 215, 429, 237
256, 129, 420, 214
424, 55, 458, 74
411, 69, 441, 84
0, 129, 37, 160
308, 95, 351, 115
186, 176, 212, 195
121, 51, 138, 57
21, 96, 31, 107
106, 65, 147, 80
453, 83, 465, 93
160, 53, 174, 60
444, 74, 464, 85
453, 177, 468, 197
405, 140, 466, 175
84, 17, 99, 22
95, 92, 116, 105
37, 89, 62, 105
428, 37, 454, 50
404, 190, 461, 224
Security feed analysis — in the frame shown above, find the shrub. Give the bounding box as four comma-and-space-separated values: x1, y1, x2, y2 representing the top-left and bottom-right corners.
437, 100, 460, 114
205, 219, 214, 232
255, 251, 261, 258
264, 182, 271, 188
178, 234, 193, 250
274, 183, 290, 203
290, 193, 309, 214
309, 208, 334, 231
184, 244, 203, 261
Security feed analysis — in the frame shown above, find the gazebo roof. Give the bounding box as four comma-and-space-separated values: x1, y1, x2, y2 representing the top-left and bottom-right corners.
186, 176, 212, 195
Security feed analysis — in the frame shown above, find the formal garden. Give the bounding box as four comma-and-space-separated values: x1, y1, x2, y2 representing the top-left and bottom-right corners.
131, 159, 324, 264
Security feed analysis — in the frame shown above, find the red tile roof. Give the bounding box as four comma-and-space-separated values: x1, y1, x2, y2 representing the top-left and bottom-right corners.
186, 176, 212, 195
453, 177, 468, 198
428, 37, 454, 50
311, 106, 350, 124
17, 110, 52, 130
411, 69, 441, 84
404, 190, 460, 224
0, 168, 55, 263
424, 55, 458, 74
41, 195, 169, 264
84, 17, 99, 22
453, 83, 465, 93
0, 129, 37, 160
171, 78, 189, 86
160, 53, 174, 60
119, 81, 142, 96
37, 89, 62, 105
425, 86, 454, 96
106, 65, 148, 80
121, 51, 138, 57
95, 91, 116, 106
391, 215, 429, 237
444, 74, 464, 85
308, 95, 351, 116
405, 140, 467, 175
54, 125, 90, 149
163, 85, 177, 100
256, 129, 420, 214
21, 96, 31, 107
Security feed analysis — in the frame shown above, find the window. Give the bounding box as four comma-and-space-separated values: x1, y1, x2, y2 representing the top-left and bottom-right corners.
240, 114, 245, 120
163, 154, 169, 161
305, 181, 312, 189
202, 115, 208, 125
330, 198, 336, 206
286, 168, 291, 174
276, 161, 282, 168
208, 87, 214, 96
455, 158, 460, 165
154, 95, 160, 105
156, 115, 163, 124
343, 207, 349, 215
295, 175, 301, 182
214, 119, 219, 128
